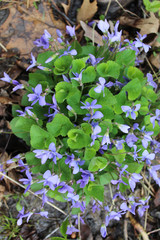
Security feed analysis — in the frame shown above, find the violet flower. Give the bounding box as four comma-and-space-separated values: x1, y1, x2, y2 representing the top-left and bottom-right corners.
0, 72, 18, 85
108, 21, 122, 43
100, 224, 107, 238
17, 207, 33, 226
81, 99, 102, 111
129, 173, 143, 192
117, 123, 130, 133
35, 188, 50, 206
38, 170, 60, 191
150, 109, 160, 128
66, 25, 76, 37
148, 165, 160, 186
125, 133, 138, 147
33, 29, 51, 49
91, 125, 101, 146
134, 32, 151, 53
94, 77, 106, 96
16, 106, 34, 117
60, 46, 77, 57
28, 84, 46, 106
77, 169, 94, 188
114, 139, 125, 150
26, 53, 37, 71
137, 197, 150, 217
66, 225, 79, 235
147, 73, 157, 89
97, 19, 110, 33
87, 54, 103, 66
19, 170, 32, 193
33, 142, 62, 164
142, 150, 155, 165
121, 104, 141, 120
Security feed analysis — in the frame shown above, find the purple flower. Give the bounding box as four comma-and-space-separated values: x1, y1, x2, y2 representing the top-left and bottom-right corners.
77, 169, 94, 188
91, 125, 101, 146
58, 182, 74, 193
150, 109, 160, 128
66, 225, 79, 235
33, 142, 62, 164
0, 72, 18, 85
12, 83, 24, 92
108, 21, 122, 42
66, 25, 76, 37
94, 77, 106, 96
35, 188, 50, 206
46, 94, 59, 121
125, 133, 138, 147
142, 150, 155, 165
83, 111, 103, 122
100, 224, 107, 238
134, 32, 151, 53
105, 211, 122, 227
114, 139, 125, 150
148, 165, 160, 186
141, 130, 153, 148
81, 99, 102, 110
117, 123, 130, 133
97, 19, 110, 33
17, 207, 33, 226
67, 193, 79, 203
28, 84, 46, 106
132, 145, 141, 161
19, 170, 32, 193
147, 73, 157, 89
72, 71, 83, 85
60, 46, 77, 57
121, 104, 141, 120
38, 170, 60, 191
33, 29, 51, 49
137, 197, 150, 217
92, 200, 102, 213
26, 53, 37, 71
65, 154, 84, 174
37, 211, 48, 218
129, 173, 143, 192
101, 131, 111, 146
16, 106, 34, 117
87, 54, 103, 66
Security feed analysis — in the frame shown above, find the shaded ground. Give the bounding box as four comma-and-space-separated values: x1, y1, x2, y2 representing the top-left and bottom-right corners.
0, 0, 160, 239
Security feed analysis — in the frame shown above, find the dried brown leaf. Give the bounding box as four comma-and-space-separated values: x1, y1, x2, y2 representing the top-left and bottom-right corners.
154, 188, 160, 207
80, 21, 103, 45
61, 0, 71, 15
149, 53, 160, 69
0, 96, 14, 105
77, 0, 98, 23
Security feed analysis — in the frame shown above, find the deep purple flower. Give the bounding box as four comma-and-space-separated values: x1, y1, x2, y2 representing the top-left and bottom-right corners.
58, 182, 74, 193
19, 170, 32, 193
97, 19, 110, 33
150, 109, 160, 128
16, 106, 34, 117
28, 84, 46, 106
147, 73, 157, 89
121, 104, 141, 120
26, 53, 37, 71
34, 29, 51, 49
17, 207, 33, 226
77, 169, 94, 188
134, 32, 151, 53
60, 46, 77, 57
66, 225, 79, 235
66, 25, 76, 37
0, 72, 19, 85
142, 150, 155, 165
33, 142, 62, 164
129, 173, 143, 192
100, 224, 107, 238
126, 133, 138, 147
94, 77, 106, 96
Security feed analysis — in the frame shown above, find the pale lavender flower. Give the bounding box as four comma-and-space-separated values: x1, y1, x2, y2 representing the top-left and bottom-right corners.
97, 19, 110, 33
77, 169, 94, 188
66, 25, 76, 37
58, 182, 74, 193
83, 111, 103, 122
34, 29, 51, 49
92, 200, 102, 213
87, 54, 104, 66
125, 133, 138, 147
91, 125, 101, 146
72, 71, 83, 85
101, 131, 111, 146
121, 104, 141, 120
66, 225, 79, 235
81, 99, 102, 110
67, 193, 79, 203
117, 123, 130, 133
148, 165, 160, 186
19, 170, 32, 193
38, 170, 60, 191
28, 84, 46, 106
150, 109, 160, 128
132, 145, 141, 161
33, 142, 62, 164
105, 211, 122, 227
100, 224, 107, 238
0, 72, 18, 85
26, 53, 37, 71
147, 73, 157, 89
16, 106, 34, 117
134, 32, 151, 53
114, 139, 125, 150
60, 46, 77, 57
142, 150, 155, 165
37, 211, 48, 218
17, 207, 33, 226
129, 173, 143, 192
108, 21, 122, 42
12, 83, 24, 92
142, 131, 153, 148
137, 197, 150, 217
94, 77, 106, 96
46, 94, 59, 121
35, 188, 50, 206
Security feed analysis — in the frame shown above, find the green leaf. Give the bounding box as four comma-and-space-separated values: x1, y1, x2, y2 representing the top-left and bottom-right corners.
114, 90, 127, 114
97, 61, 120, 78
10, 117, 36, 145
47, 114, 74, 137
127, 66, 144, 81
123, 78, 142, 100
37, 51, 56, 68
51, 238, 65, 240
71, 40, 82, 55
67, 129, 91, 149
28, 73, 47, 87
99, 172, 118, 185
142, 86, 157, 102
54, 55, 72, 75
25, 152, 40, 165
116, 49, 136, 66
111, 146, 126, 164
87, 183, 104, 202
125, 162, 144, 174
119, 177, 129, 192
82, 66, 96, 83
89, 157, 108, 172
47, 189, 67, 202
60, 218, 69, 238
55, 82, 72, 103
31, 182, 44, 192
89, 87, 116, 106
71, 59, 85, 74
30, 125, 56, 149
81, 123, 92, 134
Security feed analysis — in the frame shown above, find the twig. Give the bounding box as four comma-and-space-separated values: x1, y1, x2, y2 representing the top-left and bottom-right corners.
104, 0, 112, 17
0, 172, 67, 215
0, 42, 8, 52
128, 212, 150, 240
124, 211, 129, 240
144, 175, 151, 230
148, 228, 160, 235
115, 0, 140, 18
145, 57, 159, 82
78, 212, 81, 240
141, 172, 155, 194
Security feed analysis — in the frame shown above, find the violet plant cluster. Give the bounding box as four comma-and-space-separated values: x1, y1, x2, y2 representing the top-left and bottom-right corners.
1, 19, 160, 239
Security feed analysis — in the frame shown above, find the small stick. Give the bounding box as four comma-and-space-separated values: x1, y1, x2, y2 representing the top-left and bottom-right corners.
0, 42, 7, 52
148, 228, 160, 235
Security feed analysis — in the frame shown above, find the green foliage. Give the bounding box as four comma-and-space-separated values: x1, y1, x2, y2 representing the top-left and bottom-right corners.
54, 55, 73, 75
67, 129, 91, 149
97, 61, 120, 78
89, 157, 108, 172
143, 0, 160, 15
116, 49, 136, 66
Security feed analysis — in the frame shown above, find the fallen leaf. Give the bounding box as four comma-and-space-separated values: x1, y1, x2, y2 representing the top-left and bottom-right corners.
154, 188, 160, 207
80, 21, 103, 45
149, 53, 160, 69
77, 0, 98, 23
61, 0, 71, 15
